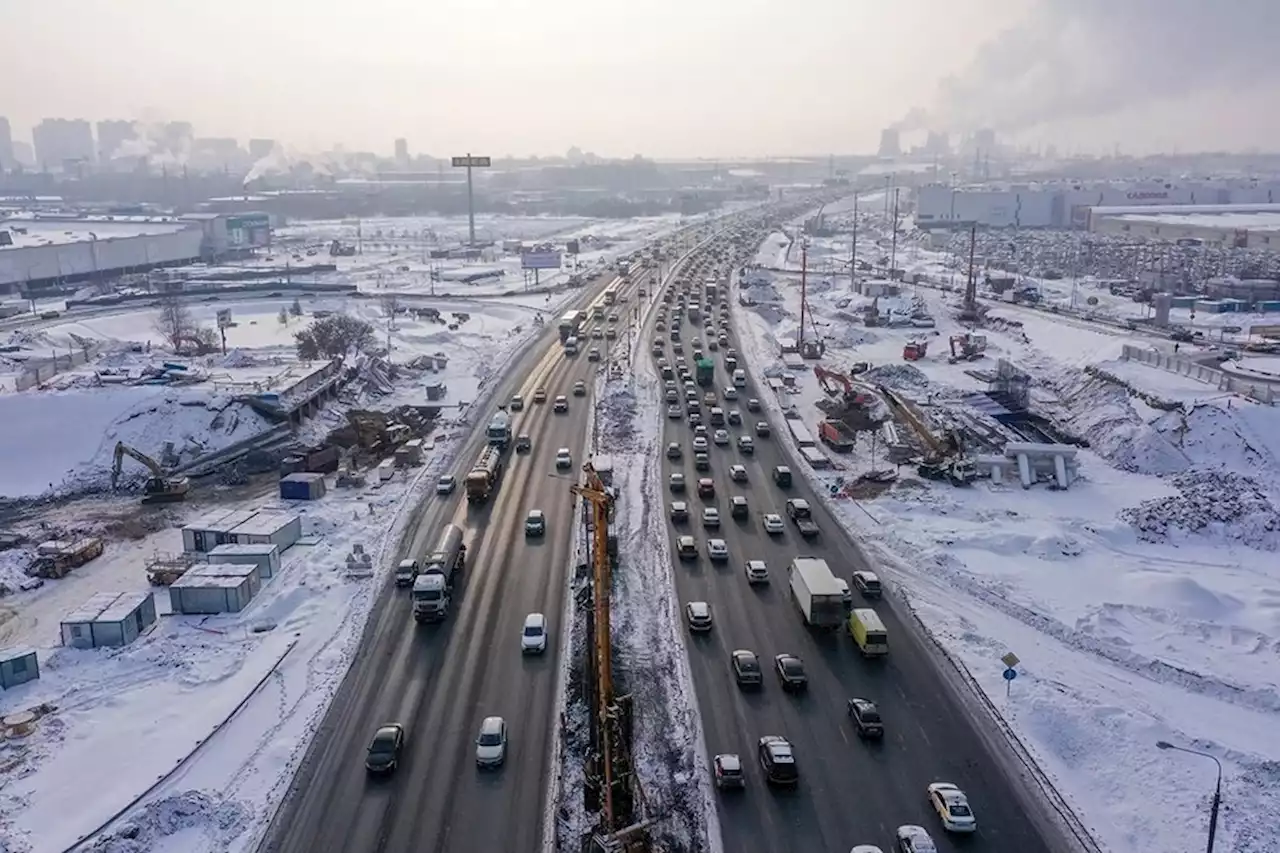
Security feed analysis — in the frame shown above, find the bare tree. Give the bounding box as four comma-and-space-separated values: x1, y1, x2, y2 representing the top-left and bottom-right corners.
153, 293, 197, 352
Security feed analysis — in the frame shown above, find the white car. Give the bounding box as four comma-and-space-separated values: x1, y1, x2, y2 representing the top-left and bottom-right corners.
927, 783, 977, 833
729, 464, 747, 482
707, 539, 729, 561
713, 429, 730, 445
685, 601, 713, 632
850, 847, 885, 853
475, 716, 508, 767
723, 386, 738, 400
668, 404, 683, 419
762, 513, 785, 534
556, 448, 573, 469
702, 507, 721, 528
737, 435, 754, 454
692, 436, 708, 452
895, 825, 938, 853
436, 475, 456, 495
521, 612, 548, 654
744, 559, 769, 584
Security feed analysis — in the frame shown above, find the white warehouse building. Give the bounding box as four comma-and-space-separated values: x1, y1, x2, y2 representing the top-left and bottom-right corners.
0, 211, 271, 293
1087, 204, 1280, 250
914, 179, 1280, 230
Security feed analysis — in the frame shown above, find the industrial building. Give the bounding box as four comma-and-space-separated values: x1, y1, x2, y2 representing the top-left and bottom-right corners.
1087, 204, 1280, 250
0, 210, 272, 292
914, 179, 1280, 230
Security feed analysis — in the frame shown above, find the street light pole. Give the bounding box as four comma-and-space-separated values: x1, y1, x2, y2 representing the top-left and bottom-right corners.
1156, 741, 1223, 853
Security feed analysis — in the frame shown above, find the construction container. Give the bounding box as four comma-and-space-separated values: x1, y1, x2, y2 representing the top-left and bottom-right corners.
377, 459, 396, 482
170, 570, 255, 614
280, 472, 326, 501
91, 592, 158, 647
181, 509, 259, 553
1257, 300, 1280, 312
0, 648, 39, 689
1195, 299, 1227, 313
207, 543, 281, 579
60, 591, 157, 649
190, 562, 263, 597
229, 511, 302, 552
400, 439, 424, 466
1170, 296, 1199, 309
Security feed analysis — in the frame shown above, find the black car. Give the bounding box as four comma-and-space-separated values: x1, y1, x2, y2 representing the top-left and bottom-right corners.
731, 649, 762, 687
774, 654, 808, 692
365, 723, 405, 773
757, 735, 798, 786
730, 495, 749, 519
847, 697, 884, 739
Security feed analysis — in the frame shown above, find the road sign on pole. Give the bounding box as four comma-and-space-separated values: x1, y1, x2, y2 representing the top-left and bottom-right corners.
451, 154, 491, 247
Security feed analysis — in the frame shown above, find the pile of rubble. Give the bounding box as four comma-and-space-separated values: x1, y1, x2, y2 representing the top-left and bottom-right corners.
1121, 470, 1280, 551
862, 362, 929, 390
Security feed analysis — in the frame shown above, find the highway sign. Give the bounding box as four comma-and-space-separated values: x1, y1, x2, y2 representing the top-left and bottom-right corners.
216, 309, 233, 329
451, 155, 491, 168
1002, 667, 1017, 681
1001, 651, 1020, 668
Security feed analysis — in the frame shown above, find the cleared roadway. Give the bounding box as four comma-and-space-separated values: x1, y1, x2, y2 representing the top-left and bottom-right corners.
648, 253, 1072, 852
260, 265, 656, 853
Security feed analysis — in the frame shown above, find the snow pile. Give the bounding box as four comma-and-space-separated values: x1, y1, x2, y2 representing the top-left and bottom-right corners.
0, 547, 37, 595
219, 349, 258, 369
1121, 470, 1280, 551
87, 790, 249, 853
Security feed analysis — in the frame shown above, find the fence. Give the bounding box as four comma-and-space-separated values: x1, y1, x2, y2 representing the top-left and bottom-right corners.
1120, 344, 1275, 405
14, 345, 103, 392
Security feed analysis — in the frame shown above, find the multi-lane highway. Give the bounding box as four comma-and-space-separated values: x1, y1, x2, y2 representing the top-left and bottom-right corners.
648, 246, 1076, 851
260, 262, 660, 853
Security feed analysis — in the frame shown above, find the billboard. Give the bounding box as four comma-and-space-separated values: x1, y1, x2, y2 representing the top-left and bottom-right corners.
451, 155, 491, 168
522, 251, 562, 270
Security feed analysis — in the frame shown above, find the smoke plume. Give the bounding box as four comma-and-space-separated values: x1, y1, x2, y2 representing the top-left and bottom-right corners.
897, 0, 1280, 134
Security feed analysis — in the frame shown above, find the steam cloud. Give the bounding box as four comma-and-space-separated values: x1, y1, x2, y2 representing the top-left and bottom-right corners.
897, 0, 1280, 134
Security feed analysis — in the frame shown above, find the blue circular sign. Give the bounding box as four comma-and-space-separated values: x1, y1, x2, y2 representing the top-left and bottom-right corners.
1002, 668, 1017, 681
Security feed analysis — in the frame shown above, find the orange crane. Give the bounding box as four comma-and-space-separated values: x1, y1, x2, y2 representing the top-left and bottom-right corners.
570, 463, 655, 851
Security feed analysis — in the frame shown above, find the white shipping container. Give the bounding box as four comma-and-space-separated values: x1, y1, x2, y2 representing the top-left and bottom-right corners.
377, 459, 396, 482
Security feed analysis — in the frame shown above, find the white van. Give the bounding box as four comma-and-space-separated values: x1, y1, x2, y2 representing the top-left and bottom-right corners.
564, 336, 579, 355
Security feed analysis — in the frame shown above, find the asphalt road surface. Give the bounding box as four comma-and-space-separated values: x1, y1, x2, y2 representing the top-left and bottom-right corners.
647, 276, 1073, 852
261, 266, 656, 853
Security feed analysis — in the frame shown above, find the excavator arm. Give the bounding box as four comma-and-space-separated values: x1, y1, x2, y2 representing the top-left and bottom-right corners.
813, 365, 854, 398
111, 441, 190, 501
111, 442, 168, 490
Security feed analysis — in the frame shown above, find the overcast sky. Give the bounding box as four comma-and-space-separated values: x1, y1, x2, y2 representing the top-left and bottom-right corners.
3, 0, 1278, 158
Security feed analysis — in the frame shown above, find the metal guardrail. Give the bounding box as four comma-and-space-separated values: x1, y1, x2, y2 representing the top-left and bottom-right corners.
1121, 344, 1275, 404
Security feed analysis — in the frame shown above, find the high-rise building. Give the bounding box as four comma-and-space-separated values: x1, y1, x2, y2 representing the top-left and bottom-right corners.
394, 137, 409, 165
33, 118, 96, 169
162, 121, 194, 157
249, 138, 276, 160
877, 128, 901, 158
924, 131, 950, 157
97, 119, 137, 162
0, 116, 13, 169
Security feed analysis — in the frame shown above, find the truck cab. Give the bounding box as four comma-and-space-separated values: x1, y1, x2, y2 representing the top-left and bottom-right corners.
412, 572, 450, 622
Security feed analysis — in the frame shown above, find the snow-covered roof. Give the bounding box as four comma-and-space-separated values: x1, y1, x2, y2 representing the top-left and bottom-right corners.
0, 216, 194, 250
63, 591, 125, 623
96, 591, 152, 623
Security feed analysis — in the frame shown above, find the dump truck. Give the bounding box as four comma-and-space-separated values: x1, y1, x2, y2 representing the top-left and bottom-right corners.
786, 499, 820, 538
818, 420, 855, 453
788, 557, 845, 629
33, 538, 105, 579
465, 445, 504, 503
412, 524, 467, 622
486, 410, 513, 451
695, 358, 716, 387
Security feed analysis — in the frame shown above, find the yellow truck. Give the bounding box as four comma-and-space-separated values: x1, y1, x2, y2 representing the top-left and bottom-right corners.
849, 608, 888, 657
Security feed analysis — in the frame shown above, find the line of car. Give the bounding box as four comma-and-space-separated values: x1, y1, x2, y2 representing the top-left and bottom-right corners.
655, 256, 983, 852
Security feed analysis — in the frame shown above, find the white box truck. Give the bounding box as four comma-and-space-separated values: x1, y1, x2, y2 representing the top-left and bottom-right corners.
788, 557, 845, 629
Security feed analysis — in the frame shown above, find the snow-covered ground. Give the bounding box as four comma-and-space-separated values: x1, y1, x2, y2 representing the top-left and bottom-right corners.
731, 218, 1280, 853
0, 212, 697, 853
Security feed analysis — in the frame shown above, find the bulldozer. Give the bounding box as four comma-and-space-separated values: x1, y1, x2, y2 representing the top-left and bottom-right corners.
902, 339, 929, 361
111, 442, 190, 503
947, 332, 988, 364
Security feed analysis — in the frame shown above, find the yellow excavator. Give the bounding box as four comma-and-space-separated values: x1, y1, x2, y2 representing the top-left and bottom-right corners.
110, 442, 191, 503
877, 386, 976, 486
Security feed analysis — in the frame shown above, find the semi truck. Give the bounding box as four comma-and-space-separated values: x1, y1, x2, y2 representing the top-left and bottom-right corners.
412, 524, 467, 622
788, 557, 845, 629
486, 411, 513, 451
465, 445, 504, 503
695, 358, 715, 387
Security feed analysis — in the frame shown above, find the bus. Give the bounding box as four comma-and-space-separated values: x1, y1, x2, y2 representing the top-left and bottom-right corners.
603, 284, 620, 305
558, 310, 584, 343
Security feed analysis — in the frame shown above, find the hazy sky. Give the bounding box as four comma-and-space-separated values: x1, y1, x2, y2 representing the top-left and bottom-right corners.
4, 0, 1279, 158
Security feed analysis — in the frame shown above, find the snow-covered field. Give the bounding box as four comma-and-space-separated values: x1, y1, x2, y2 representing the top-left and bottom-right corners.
731, 221, 1280, 853
0, 212, 696, 853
